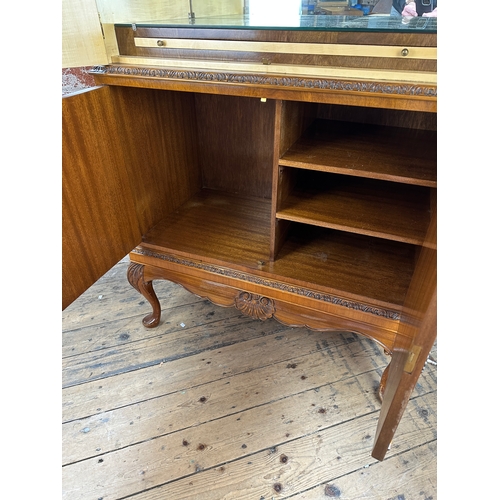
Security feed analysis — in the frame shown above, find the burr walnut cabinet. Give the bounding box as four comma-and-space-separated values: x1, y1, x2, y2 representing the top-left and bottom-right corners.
62, 15, 437, 460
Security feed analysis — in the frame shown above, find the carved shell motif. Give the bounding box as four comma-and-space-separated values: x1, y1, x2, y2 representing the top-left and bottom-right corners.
235, 292, 275, 321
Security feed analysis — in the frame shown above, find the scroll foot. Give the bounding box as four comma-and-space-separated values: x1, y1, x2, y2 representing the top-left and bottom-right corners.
127, 262, 161, 328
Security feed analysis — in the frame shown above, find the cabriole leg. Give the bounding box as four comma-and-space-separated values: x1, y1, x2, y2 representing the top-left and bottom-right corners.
127, 262, 161, 328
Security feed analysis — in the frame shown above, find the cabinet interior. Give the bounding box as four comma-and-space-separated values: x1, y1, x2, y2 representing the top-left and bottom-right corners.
124, 87, 436, 310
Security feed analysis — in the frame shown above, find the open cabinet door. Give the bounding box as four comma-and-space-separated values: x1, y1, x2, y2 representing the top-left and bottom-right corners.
62, 86, 142, 309
372, 210, 437, 460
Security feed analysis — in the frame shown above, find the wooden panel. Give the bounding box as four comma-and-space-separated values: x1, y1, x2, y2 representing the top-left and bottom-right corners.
62, 0, 108, 68
95, 0, 194, 23
272, 224, 415, 308
371, 211, 437, 460
192, 0, 244, 17
115, 24, 437, 76
271, 101, 317, 259
141, 189, 272, 269
139, 190, 415, 309
62, 87, 141, 308
276, 173, 431, 245
317, 104, 437, 131
93, 70, 437, 113
124, 26, 437, 47
62, 85, 202, 309
115, 23, 137, 56
107, 87, 202, 235
107, 25, 437, 113
136, 38, 437, 59
124, 256, 400, 350
279, 101, 317, 156
280, 119, 437, 187
116, 45, 438, 72
194, 94, 275, 198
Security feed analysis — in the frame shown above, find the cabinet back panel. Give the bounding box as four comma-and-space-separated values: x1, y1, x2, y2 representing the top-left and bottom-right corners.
194, 94, 275, 199
279, 100, 318, 156
317, 104, 437, 131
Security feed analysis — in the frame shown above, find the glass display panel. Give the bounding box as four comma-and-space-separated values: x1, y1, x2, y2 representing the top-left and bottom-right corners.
102, 0, 436, 33
119, 14, 436, 32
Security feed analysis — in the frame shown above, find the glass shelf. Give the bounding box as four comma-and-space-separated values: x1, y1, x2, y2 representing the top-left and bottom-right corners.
116, 14, 436, 33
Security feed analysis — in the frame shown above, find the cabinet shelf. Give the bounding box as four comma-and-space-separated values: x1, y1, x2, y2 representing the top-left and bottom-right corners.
141, 189, 415, 309
276, 172, 431, 245
141, 189, 272, 271
280, 119, 437, 187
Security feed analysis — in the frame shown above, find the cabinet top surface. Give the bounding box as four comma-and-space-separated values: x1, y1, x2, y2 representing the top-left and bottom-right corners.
117, 14, 437, 34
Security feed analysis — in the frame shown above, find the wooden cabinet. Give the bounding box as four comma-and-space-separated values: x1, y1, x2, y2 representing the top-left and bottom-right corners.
63, 16, 437, 460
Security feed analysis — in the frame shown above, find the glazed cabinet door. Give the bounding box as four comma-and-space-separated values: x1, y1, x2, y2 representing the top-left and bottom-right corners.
62, 86, 142, 309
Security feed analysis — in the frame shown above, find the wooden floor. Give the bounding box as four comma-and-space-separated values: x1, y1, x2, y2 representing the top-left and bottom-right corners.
62, 257, 437, 500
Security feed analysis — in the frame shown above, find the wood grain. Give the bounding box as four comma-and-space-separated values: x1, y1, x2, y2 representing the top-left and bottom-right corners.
276, 172, 431, 245
62, 324, 361, 422
62, 0, 108, 67
109, 86, 202, 235
135, 38, 437, 59
138, 189, 416, 308
194, 93, 275, 198
271, 100, 317, 259
372, 211, 436, 460
62, 86, 203, 308
62, 87, 142, 309
63, 340, 388, 464
119, 26, 437, 47
280, 119, 437, 187
62, 263, 436, 499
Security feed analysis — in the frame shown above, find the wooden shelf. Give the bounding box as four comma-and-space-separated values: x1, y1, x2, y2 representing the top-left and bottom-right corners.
276, 172, 431, 245
280, 119, 437, 187
141, 189, 415, 308
142, 189, 272, 271
273, 222, 415, 309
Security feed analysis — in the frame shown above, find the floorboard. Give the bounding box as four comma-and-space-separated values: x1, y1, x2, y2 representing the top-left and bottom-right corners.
62, 257, 437, 500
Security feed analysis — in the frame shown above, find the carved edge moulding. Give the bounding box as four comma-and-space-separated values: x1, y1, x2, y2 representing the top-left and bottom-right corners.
133, 248, 401, 320
91, 64, 437, 98
127, 250, 402, 355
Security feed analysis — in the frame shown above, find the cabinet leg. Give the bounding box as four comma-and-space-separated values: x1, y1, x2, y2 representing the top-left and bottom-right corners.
378, 362, 391, 401
127, 262, 161, 328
